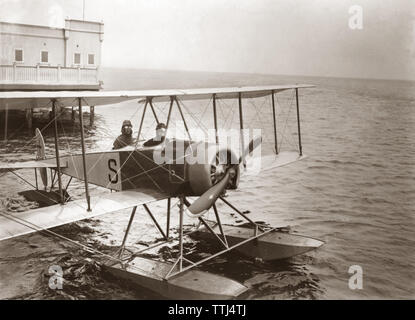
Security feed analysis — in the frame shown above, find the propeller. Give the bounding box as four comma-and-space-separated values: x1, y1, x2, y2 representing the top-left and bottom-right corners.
186, 136, 262, 216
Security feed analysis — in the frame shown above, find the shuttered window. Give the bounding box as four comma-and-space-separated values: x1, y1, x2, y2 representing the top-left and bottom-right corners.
74, 53, 81, 65
41, 51, 48, 63
15, 49, 23, 62
88, 54, 95, 65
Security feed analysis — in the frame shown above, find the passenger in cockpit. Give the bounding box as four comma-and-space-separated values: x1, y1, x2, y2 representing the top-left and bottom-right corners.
143, 122, 167, 147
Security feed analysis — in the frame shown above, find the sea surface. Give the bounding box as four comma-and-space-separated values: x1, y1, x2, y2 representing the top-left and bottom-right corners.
0, 68, 414, 299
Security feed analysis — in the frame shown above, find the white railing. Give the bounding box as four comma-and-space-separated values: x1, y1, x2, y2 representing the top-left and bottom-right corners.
0, 64, 99, 84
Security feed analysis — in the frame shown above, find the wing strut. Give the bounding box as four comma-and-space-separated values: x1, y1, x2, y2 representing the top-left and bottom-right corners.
78, 97, 91, 211
137, 97, 161, 141
238, 92, 246, 167
164, 96, 193, 142
212, 93, 219, 144
166, 97, 174, 131
52, 100, 64, 204
175, 97, 192, 141
295, 88, 303, 156
148, 98, 160, 124
137, 98, 148, 141
271, 90, 279, 154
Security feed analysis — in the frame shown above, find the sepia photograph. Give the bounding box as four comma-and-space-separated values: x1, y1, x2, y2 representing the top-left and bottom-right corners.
0, 0, 413, 304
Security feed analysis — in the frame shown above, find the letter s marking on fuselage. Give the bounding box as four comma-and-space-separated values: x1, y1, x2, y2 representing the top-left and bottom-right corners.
108, 159, 119, 184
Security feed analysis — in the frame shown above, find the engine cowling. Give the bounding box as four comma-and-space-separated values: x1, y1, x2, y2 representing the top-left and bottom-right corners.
186, 142, 240, 196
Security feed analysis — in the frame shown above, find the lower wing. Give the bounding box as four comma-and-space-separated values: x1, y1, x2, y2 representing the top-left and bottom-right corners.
0, 189, 167, 242
242, 151, 307, 177
0, 160, 67, 173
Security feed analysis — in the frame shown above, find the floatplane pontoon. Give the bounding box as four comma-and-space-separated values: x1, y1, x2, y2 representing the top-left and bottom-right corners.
0, 85, 323, 299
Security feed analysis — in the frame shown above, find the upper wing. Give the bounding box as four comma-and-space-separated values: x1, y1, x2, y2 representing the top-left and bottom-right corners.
0, 189, 167, 242
0, 84, 315, 110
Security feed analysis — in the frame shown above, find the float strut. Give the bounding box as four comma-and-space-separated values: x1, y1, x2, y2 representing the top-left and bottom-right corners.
178, 196, 184, 271
119, 206, 137, 258
198, 217, 228, 249
143, 204, 168, 240
213, 204, 228, 247
219, 196, 264, 231
166, 198, 171, 238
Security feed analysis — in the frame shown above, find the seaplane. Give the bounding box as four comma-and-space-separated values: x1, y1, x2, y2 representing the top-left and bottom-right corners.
0, 85, 324, 299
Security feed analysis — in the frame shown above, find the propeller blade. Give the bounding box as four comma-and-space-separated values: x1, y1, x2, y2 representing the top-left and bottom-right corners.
186, 170, 231, 216
186, 136, 262, 217
239, 136, 262, 164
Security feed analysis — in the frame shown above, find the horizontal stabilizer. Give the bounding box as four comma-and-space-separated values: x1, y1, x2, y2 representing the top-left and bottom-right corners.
0, 189, 167, 242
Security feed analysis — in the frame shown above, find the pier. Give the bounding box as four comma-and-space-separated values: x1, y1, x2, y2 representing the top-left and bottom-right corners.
0, 19, 103, 139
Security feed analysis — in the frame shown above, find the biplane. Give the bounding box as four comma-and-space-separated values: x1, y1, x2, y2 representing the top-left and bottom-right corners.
0, 84, 324, 299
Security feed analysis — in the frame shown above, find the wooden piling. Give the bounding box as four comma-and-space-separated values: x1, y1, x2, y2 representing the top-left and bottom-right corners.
89, 106, 95, 125
4, 103, 8, 142
25, 107, 33, 132
71, 106, 75, 124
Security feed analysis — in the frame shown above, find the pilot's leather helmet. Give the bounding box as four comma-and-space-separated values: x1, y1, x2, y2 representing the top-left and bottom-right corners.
122, 120, 132, 128
121, 120, 133, 135
156, 123, 166, 130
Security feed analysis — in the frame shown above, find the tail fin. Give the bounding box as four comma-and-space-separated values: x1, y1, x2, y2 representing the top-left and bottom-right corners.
35, 128, 48, 189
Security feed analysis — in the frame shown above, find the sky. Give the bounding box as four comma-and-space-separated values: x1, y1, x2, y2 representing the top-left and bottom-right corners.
0, 0, 414, 80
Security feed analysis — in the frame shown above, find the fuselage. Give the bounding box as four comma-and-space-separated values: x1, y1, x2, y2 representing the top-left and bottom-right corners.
53, 139, 240, 197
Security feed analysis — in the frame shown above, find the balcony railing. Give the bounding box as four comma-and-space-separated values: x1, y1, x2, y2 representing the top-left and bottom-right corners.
0, 64, 100, 84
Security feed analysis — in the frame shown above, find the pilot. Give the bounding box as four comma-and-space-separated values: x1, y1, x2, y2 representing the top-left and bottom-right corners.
143, 122, 167, 147
113, 120, 135, 149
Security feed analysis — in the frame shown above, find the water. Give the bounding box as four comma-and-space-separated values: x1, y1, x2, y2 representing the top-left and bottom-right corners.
0, 69, 414, 299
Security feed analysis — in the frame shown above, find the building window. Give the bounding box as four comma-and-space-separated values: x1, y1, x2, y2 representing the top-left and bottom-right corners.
88, 54, 95, 65
41, 51, 48, 63
14, 49, 23, 62
74, 53, 81, 65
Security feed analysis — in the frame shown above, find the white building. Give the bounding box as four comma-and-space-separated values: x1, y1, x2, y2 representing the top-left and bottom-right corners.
0, 19, 104, 91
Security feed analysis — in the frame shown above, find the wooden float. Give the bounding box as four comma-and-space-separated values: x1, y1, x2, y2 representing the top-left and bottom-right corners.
103, 256, 247, 300
192, 224, 325, 261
